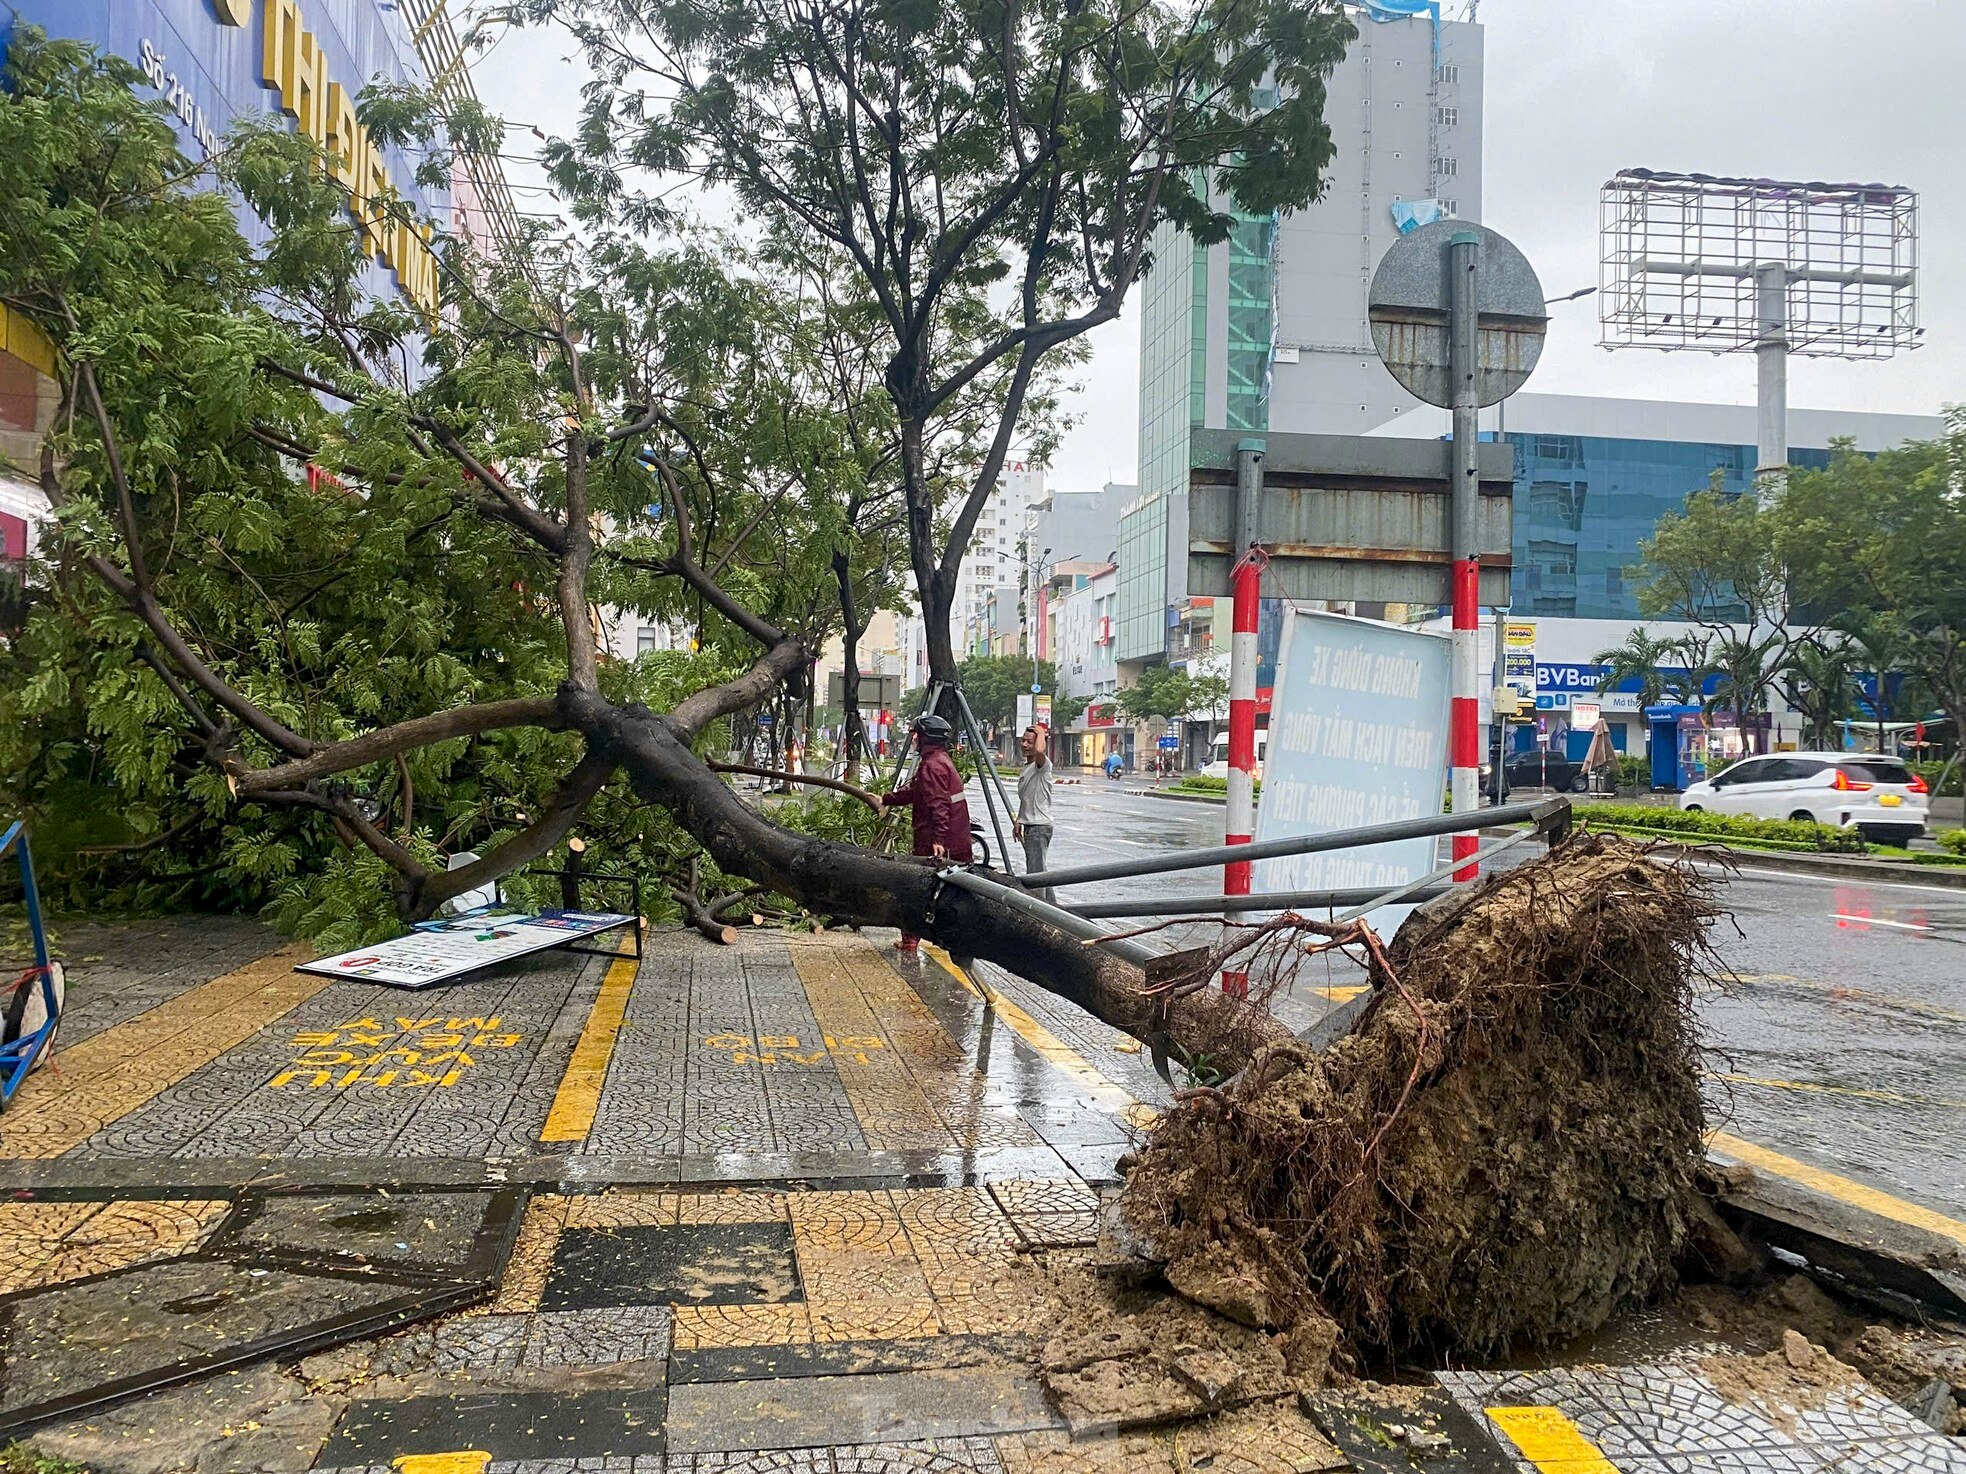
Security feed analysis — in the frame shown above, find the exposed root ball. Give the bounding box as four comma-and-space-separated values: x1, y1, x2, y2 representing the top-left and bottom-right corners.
1118, 833, 1718, 1359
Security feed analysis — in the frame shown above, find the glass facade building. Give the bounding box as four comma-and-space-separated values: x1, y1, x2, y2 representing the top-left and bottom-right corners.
1117, 221, 1203, 663
1507, 436, 1825, 620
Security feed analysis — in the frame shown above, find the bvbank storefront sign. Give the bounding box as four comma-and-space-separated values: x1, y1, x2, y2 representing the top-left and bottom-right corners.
0, 0, 444, 321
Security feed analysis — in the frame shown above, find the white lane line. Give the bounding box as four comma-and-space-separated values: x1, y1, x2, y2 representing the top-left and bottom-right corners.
1832, 912, 1930, 932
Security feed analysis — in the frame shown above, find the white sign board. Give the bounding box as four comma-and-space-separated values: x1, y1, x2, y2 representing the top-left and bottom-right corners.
1254, 610, 1451, 932
1015, 693, 1034, 731
301, 910, 634, 990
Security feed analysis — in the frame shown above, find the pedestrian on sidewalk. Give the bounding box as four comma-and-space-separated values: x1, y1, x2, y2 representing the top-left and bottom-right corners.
1013, 724, 1056, 902
880, 713, 972, 955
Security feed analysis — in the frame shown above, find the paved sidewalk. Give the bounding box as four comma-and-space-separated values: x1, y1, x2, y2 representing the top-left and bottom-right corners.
0, 916, 1958, 1472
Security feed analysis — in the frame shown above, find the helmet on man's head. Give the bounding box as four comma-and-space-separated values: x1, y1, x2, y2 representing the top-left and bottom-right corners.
912, 714, 954, 746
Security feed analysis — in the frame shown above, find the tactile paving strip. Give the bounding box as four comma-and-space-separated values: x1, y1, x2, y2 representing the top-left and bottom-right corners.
61, 948, 604, 1162
787, 939, 1045, 1153
0, 944, 322, 1160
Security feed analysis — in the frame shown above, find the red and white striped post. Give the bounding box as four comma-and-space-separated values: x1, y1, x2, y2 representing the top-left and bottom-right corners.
1448, 232, 1482, 882
1223, 441, 1266, 995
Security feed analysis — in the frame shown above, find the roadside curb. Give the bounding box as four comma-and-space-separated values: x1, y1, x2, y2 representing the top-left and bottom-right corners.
1492, 822, 1966, 890
1707, 1137, 1966, 1323
1131, 788, 1226, 805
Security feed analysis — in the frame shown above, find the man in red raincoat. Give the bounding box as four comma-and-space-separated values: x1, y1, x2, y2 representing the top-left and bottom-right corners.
880, 714, 972, 954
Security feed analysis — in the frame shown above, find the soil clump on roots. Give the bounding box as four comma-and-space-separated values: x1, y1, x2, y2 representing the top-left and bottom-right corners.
1116, 833, 1718, 1363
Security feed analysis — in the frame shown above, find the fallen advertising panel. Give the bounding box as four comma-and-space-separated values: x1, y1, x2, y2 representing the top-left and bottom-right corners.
1254, 610, 1451, 930
301, 910, 635, 989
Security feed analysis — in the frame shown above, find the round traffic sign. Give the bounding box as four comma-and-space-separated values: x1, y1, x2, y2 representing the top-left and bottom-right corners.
1368, 221, 1547, 408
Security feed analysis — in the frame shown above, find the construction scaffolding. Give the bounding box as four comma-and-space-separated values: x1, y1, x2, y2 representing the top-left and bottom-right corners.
1599, 168, 1918, 358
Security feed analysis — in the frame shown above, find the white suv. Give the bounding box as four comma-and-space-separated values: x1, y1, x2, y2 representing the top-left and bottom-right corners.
1679, 752, 1929, 845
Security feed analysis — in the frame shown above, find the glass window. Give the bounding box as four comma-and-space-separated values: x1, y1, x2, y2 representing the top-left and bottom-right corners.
1837, 758, 1914, 784
1713, 759, 1770, 787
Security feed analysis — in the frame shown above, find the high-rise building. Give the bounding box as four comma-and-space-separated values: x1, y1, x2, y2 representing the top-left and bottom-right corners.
1117, 6, 1484, 669
952, 462, 1045, 656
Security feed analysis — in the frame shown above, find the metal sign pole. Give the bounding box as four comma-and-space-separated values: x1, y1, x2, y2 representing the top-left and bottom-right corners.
1447, 231, 1483, 882
1222, 439, 1265, 996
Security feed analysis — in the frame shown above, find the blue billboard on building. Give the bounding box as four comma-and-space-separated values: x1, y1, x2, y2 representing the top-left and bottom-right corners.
0, 0, 447, 320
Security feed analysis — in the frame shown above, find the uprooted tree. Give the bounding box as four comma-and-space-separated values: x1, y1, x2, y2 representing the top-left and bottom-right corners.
4, 27, 1736, 1361
0, 5, 1353, 1067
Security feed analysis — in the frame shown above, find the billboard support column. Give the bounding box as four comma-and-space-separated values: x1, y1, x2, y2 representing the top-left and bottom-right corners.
1448, 233, 1482, 881
1754, 260, 1789, 496
1223, 440, 1265, 997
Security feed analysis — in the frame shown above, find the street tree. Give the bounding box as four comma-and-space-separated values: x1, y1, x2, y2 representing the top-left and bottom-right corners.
521, 0, 1356, 695
1781, 430, 1966, 758
1776, 637, 1858, 752
0, 36, 1288, 1066
1589, 626, 1682, 712
1634, 476, 1821, 738
1115, 663, 1229, 725
954, 654, 1060, 733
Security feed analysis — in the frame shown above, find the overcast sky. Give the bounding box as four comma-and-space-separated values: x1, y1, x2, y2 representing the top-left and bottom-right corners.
475, 0, 1966, 494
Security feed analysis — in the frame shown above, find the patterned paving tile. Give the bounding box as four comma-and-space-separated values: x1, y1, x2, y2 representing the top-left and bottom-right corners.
522, 1305, 673, 1369
58, 949, 603, 1163
831, 1438, 1006, 1472
670, 1302, 816, 1351
0, 1197, 231, 1295
565, 1192, 683, 1230
37, 916, 282, 1046
485, 1194, 572, 1315
672, 1451, 831, 1474
679, 1191, 792, 1225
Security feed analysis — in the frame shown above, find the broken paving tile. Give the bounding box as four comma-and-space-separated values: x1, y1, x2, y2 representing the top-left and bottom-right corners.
542, 1222, 801, 1311
318, 1385, 669, 1463
1303, 1386, 1519, 1474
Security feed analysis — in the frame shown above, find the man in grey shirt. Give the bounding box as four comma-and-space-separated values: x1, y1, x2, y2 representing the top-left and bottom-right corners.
1013, 725, 1056, 902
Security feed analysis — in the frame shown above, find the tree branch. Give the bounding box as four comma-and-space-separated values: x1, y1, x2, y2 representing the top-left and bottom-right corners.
234, 697, 564, 796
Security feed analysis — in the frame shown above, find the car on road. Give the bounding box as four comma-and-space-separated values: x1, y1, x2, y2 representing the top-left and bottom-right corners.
1483, 748, 1589, 798
1678, 751, 1929, 844
1199, 730, 1266, 782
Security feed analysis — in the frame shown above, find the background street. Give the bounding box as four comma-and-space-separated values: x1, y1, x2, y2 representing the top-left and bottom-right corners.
982, 777, 1966, 1220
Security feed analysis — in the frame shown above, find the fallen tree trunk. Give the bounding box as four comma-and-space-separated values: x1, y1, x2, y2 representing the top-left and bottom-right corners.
561, 686, 1294, 1074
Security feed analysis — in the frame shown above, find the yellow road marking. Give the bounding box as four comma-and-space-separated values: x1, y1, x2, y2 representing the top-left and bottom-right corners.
0, 943, 321, 1160
539, 939, 640, 1143
1711, 1071, 1966, 1110
1485, 1406, 1621, 1473
393, 1455, 490, 1474
1724, 972, 1966, 1025
1708, 1131, 1966, 1250
920, 944, 1140, 1115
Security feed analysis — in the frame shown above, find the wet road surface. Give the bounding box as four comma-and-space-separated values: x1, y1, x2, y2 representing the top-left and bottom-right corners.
982, 777, 1966, 1221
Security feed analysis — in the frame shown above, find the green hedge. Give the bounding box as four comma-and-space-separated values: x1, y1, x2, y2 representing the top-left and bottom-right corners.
1573, 802, 1869, 853
1170, 775, 1261, 798
1941, 829, 1966, 857
1912, 761, 1963, 797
